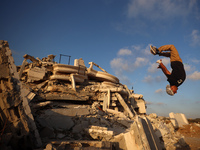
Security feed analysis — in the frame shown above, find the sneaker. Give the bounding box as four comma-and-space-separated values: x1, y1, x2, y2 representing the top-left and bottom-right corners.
156, 59, 162, 64
150, 45, 159, 55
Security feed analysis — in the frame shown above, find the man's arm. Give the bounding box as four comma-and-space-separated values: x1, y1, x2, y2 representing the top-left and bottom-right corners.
159, 52, 170, 57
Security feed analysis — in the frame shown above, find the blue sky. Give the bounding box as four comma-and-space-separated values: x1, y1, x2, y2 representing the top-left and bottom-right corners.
1, 0, 200, 118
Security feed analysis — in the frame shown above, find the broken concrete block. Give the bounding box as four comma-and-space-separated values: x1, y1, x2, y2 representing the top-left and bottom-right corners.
36, 80, 48, 89
87, 126, 113, 141
38, 109, 75, 130
134, 99, 146, 114
47, 54, 56, 62
27, 67, 46, 82
19, 58, 27, 78
154, 122, 170, 138
44, 143, 55, 150
70, 73, 76, 91
169, 112, 189, 129
117, 119, 134, 128
24, 104, 32, 115
74, 58, 86, 67
32, 101, 52, 108
149, 113, 158, 118
103, 93, 108, 111
106, 108, 127, 119
115, 93, 134, 119
129, 117, 162, 150
51, 108, 90, 117
21, 88, 36, 103
132, 93, 143, 99
122, 132, 139, 150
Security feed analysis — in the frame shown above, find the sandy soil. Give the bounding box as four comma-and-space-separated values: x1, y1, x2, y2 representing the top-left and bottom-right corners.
177, 123, 200, 150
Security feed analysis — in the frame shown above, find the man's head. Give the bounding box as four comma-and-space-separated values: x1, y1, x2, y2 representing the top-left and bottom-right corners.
166, 85, 178, 96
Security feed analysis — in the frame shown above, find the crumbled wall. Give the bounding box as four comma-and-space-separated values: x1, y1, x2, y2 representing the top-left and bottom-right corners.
0, 40, 41, 149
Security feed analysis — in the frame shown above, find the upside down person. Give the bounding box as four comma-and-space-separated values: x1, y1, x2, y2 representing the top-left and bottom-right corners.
150, 44, 186, 96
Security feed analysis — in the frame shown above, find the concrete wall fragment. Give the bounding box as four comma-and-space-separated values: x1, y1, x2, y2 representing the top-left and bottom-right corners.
169, 112, 189, 129
0, 41, 42, 149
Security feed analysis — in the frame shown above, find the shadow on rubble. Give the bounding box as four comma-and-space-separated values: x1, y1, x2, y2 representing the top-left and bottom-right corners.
155, 128, 191, 150
0, 107, 33, 150
174, 137, 191, 150
32, 102, 125, 149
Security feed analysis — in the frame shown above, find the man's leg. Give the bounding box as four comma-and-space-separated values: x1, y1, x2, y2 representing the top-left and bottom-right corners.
157, 60, 171, 77
157, 45, 182, 62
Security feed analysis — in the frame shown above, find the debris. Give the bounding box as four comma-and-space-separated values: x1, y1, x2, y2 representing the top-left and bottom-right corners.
169, 112, 189, 129
1, 41, 198, 150
87, 126, 114, 141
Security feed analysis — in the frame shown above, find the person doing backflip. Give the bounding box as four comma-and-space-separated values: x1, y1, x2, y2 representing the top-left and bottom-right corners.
150, 45, 186, 96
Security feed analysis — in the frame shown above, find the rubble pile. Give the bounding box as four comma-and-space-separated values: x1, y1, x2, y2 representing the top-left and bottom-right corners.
147, 114, 190, 150
0, 40, 198, 150
0, 40, 42, 150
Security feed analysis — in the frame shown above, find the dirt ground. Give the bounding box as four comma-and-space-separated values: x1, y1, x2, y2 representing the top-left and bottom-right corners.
177, 121, 200, 150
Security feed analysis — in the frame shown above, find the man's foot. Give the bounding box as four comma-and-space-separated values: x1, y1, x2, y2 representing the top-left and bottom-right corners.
156, 59, 162, 68
150, 45, 159, 55
156, 59, 162, 64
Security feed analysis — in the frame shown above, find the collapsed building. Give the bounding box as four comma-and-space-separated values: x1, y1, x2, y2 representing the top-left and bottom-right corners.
0, 40, 191, 150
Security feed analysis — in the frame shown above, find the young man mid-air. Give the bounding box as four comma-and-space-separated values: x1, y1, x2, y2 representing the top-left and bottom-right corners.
150, 44, 186, 96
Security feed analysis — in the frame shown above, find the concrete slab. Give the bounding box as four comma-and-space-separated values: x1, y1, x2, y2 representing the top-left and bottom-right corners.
169, 112, 189, 129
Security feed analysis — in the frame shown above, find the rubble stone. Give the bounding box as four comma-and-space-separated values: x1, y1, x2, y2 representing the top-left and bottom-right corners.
27, 66, 46, 82
38, 109, 75, 130
0, 41, 42, 149
169, 112, 189, 129
87, 126, 114, 141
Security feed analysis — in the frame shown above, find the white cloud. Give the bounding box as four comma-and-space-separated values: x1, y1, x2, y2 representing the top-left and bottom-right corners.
143, 75, 153, 83
131, 45, 141, 51
190, 30, 200, 46
191, 58, 200, 64
110, 57, 135, 85
118, 48, 132, 56
110, 56, 149, 75
155, 76, 165, 82
156, 102, 165, 106
143, 75, 165, 83
110, 44, 153, 84
110, 58, 130, 72
161, 57, 170, 66
146, 101, 165, 106
134, 57, 148, 68
155, 89, 163, 93
146, 101, 153, 105
148, 63, 158, 73
127, 0, 198, 20
187, 71, 200, 80
143, 44, 152, 55
184, 64, 195, 72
